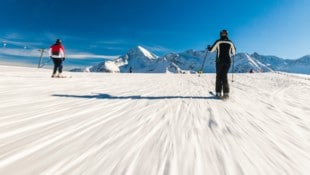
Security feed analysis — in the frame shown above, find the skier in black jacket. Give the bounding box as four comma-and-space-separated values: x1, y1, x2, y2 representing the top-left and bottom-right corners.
208, 29, 236, 98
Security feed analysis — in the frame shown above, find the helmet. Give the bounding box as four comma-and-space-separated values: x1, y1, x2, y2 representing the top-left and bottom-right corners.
56, 39, 62, 44
220, 29, 228, 37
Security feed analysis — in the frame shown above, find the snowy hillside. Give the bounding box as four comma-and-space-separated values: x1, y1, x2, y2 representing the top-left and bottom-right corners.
232, 53, 271, 73
0, 65, 310, 175
286, 55, 310, 74
250, 52, 289, 70
85, 46, 310, 74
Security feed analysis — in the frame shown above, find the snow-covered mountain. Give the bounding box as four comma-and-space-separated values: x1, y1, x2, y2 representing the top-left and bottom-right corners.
226, 53, 265, 73
285, 55, 310, 74
119, 46, 159, 73
163, 50, 215, 73
84, 46, 310, 74
88, 46, 160, 73
250, 52, 289, 71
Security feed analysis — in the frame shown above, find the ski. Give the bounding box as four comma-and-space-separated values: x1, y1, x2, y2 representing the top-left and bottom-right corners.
51, 75, 72, 78
209, 91, 229, 100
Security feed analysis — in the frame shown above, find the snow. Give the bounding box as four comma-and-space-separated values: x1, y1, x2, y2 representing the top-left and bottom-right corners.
0, 65, 310, 175
137, 46, 157, 59
103, 60, 122, 73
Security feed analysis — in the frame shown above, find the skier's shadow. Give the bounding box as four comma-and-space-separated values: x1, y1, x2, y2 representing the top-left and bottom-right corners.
52, 93, 220, 100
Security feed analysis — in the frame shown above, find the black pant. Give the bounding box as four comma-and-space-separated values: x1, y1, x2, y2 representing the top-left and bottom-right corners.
216, 62, 231, 94
52, 58, 63, 74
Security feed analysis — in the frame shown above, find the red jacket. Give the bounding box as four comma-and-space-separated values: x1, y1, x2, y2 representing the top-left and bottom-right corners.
49, 44, 65, 58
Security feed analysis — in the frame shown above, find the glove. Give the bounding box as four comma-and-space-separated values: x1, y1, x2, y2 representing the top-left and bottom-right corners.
62, 57, 65, 61
207, 45, 212, 51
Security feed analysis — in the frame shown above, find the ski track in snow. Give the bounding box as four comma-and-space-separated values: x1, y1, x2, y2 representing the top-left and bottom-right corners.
0, 65, 309, 175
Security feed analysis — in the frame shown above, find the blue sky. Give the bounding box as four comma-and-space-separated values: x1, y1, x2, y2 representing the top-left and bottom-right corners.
1, 0, 310, 60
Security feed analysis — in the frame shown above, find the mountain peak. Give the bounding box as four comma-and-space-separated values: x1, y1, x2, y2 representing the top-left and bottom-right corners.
128, 46, 158, 60
252, 52, 260, 57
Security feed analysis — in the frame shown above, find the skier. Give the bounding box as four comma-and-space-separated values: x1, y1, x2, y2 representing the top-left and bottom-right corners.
207, 29, 236, 98
49, 39, 65, 78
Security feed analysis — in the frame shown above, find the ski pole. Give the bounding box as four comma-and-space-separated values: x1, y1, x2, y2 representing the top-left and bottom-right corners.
231, 55, 235, 82
38, 48, 45, 68
199, 50, 209, 77
40, 57, 52, 68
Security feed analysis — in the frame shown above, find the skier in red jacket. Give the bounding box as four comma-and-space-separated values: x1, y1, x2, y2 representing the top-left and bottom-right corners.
49, 39, 65, 78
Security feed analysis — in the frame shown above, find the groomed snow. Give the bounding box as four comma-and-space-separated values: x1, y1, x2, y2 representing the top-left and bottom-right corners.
0, 65, 309, 175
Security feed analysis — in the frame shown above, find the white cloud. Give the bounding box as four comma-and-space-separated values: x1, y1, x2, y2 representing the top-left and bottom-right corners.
0, 38, 44, 49
0, 48, 119, 60
98, 40, 124, 45
0, 48, 41, 58
3, 33, 24, 40
67, 53, 120, 59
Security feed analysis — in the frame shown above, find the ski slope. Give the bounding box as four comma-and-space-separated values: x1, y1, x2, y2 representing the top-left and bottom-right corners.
0, 65, 309, 175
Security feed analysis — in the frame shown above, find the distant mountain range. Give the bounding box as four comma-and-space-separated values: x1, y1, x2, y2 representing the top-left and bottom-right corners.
71, 46, 310, 74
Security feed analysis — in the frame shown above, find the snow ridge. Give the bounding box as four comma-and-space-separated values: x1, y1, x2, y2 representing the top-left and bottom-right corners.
136, 46, 158, 59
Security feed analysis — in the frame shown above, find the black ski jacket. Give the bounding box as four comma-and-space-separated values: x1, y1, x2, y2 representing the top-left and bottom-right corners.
209, 37, 236, 64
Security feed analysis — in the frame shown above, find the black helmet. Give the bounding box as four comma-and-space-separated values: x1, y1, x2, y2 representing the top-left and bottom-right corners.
56, 39, 62, 44
220, 29, 228, 37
